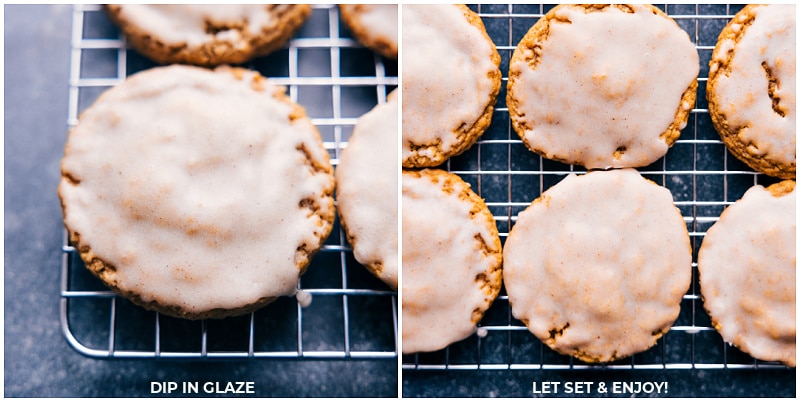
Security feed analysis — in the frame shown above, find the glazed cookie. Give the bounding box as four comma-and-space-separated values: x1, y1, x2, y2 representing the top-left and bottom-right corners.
339, 4, 398, 59
335, 90, 398, 290
105, 5, 311, 66
402, 169, 502, 354
503, 169, 691, 363
707, 4, 796, 179
402, 4, 502, 168
698, 181, 796, 367
507, 4, 699, 169
58, 65, 335, 319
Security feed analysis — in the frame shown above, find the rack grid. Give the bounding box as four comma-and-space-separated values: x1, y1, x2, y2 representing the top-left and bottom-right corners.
402, 3, 791, 371
61, 4, 398, 360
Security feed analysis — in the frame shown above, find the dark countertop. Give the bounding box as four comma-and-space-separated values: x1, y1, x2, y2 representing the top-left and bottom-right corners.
403, 369, 796, 397
4, 4, 396, 397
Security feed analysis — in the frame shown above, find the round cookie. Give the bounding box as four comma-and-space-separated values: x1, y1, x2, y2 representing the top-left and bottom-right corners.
706, 4, 796, 179
105, 5, 312, 66
698, 180, 796, 367
335, 90, 398, 290
58, 65, 335, 320
507, 4, 699, 170
503, 169, 691, 363
402, 169, 502, 354
339, 4, 397, 59
402, 4, 501, 168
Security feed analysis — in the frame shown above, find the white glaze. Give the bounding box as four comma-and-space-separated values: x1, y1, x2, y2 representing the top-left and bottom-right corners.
709, 4, 796, 166
698, 183, 796, 366
114, 5, 288, 47
402, 4, 499, 165
509, 4, 699, 169
402, 169, 501, 354
503, 169, 691, 362
335, 90, 399, 289
296, 290, 313, 308
342, 4, 398, 51
60, 65, 334, 314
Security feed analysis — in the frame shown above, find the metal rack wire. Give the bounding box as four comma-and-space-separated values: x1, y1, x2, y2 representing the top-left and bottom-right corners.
61, 4, 398, 360
402, 3, 790, 371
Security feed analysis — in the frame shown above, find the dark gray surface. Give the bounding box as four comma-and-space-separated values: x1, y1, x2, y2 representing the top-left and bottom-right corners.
4, 4, 397, 397
403, 369, 796, 397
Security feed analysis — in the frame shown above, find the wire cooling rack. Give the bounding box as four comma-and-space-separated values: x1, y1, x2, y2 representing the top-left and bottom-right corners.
61, 4, 398, 359
402, 3, 791, 371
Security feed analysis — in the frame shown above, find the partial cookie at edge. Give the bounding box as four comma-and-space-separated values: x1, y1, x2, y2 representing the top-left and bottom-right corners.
698, 180, 796, 367
105, 5, 312, 66
335, 90, 399, 290
706, 4, 796, 179
402, 168, 502, 354
402, 4, 501, 168
339, 4, 398, 59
